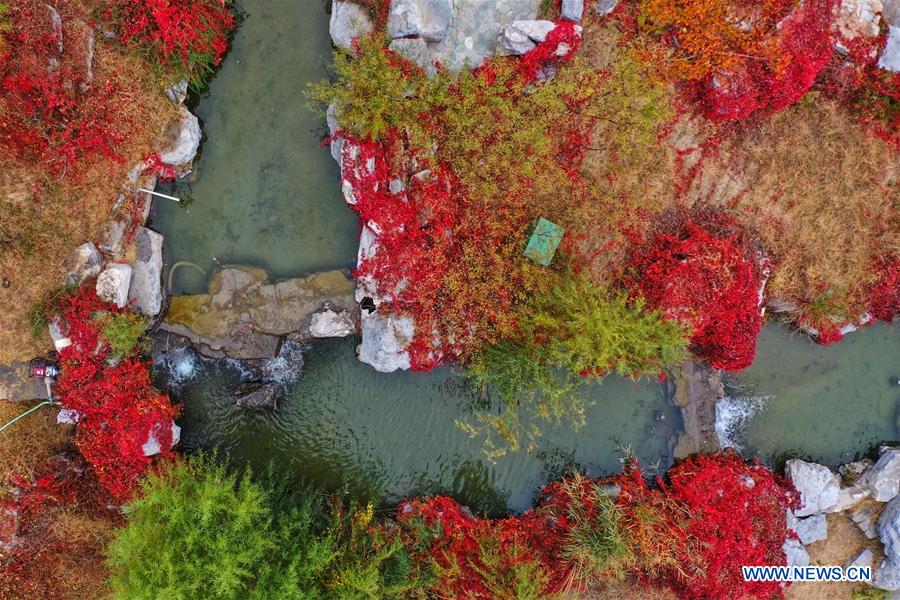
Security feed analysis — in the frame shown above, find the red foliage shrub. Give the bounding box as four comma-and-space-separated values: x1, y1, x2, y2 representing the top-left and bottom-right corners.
697, 0, 836, 122
665, 452, 796, 600
0, 0, 128, 176
53, 286, 179, 501
105, 0, 234, 81
868, 255, 900, 323
623, 211, 765, 371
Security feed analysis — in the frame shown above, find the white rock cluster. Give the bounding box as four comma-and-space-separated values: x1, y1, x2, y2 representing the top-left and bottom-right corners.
784, 448, 900, 591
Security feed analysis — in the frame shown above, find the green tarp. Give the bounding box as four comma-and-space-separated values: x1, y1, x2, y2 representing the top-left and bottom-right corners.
524, 218, 564, 266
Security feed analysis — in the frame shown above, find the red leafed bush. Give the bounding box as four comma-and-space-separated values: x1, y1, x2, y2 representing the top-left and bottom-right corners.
695, 0, 836, 122
665, 452, 796, 599
0, 0, 127, 176
106, 0, 234, 83
868, 255, 900, 323
53, 286, 179, 501
519, 21, 582, 83
396, 495, 569, 598
623, 211, 765, 371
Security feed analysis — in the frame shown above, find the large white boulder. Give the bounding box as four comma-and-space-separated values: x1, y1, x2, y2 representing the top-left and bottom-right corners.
387, 0, 452, 42
308, 307, 355, 338
786, 459, 841, 516
128, 227, 164, 316
95, 263, 132, 308
878, 26, 900, 72
357, 312, 413, 372
330, 1, 374, 50
158, 106, 201, 167
862, 447, 900, 501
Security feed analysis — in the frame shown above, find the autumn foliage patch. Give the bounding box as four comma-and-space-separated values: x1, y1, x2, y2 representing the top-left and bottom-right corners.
53, 286, 179, 501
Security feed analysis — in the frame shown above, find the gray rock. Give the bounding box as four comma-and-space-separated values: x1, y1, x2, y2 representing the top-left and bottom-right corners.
56, 408, 80, 425
562, 0, 584, 21
877, 559, 900, 591
326, 103, 344, 164
846, 548, 875, 571
95, 263, 132, 308
357, 312, 413, 372
850, 504, 879, 538
786, 459, 841, 516
863, 447, 900, 501
0, 362, 47, 401
879, 496, 900, 564
886, 0, 900, 26
62, 242, 101, 286
783, 538, 810, 567
98, 212, 131, 258
164, 80, 188, 104
308, 307, 355, 338
128, 227, 164, 316
880, 26, 900, 72
841, 459, 874, 482
788, 510, 828, 545
330, 1, 375, 51
234, 381, 280, 409
387, 0, 453, 42
389, 37, 436, 75
158, 106, 201, 167
595, 0, 620, 16
832, 484, 872, 512
498, 22, 536, 54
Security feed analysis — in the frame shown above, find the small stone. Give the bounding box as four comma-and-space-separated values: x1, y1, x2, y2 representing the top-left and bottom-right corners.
164, 80, 188, 104
562, 0, 584, 22
141, 421, 180, 456
56, 408, 80, 425
595, 0, 620, 16
850, 505, 878, 539
787, 511, 828, 545
387, 0, 452, 42
783, 538, 810, 567
786, 459, 842, 516
845, 548, 874, 571
96, 263, 132, 308
98, 212, 132, 258
61, 242, 101, 286
330, 1, 374, 50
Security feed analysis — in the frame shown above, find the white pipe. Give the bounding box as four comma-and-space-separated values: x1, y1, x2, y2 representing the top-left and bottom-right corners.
138, 187, 181, 202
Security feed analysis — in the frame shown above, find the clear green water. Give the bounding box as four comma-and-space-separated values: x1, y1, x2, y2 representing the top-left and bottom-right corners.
719, 322, 900, 466
151, 0, 358, 295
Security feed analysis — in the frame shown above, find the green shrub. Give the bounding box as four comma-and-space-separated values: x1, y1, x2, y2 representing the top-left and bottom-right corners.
108, 456, 430, 599
97, 311, 149, 359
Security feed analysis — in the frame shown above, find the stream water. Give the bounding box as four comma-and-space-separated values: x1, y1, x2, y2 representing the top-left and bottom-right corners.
150, 1, 899, 514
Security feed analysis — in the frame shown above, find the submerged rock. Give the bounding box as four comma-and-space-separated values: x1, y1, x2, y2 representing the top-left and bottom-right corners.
128, 227, 165, 316
388, 0, 453, 42
785, 459, 841, 516
234, 381, 280, 409
62, 242, 102, 286
95, 263, 132, 308
330, 1, 374, 50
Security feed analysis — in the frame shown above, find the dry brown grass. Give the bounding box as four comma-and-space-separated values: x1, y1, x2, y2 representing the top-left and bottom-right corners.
694, 97, 899, 322
0, 401, 74, 489
0, 10, 178, 363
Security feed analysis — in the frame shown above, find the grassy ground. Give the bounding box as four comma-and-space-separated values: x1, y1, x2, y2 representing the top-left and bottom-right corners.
0, 13, 177, 364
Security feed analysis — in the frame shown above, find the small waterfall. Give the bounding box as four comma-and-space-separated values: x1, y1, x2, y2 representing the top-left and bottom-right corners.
715, 394, 770, 452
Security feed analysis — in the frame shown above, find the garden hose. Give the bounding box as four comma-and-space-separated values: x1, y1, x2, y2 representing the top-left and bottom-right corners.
0, 400, 54, 434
